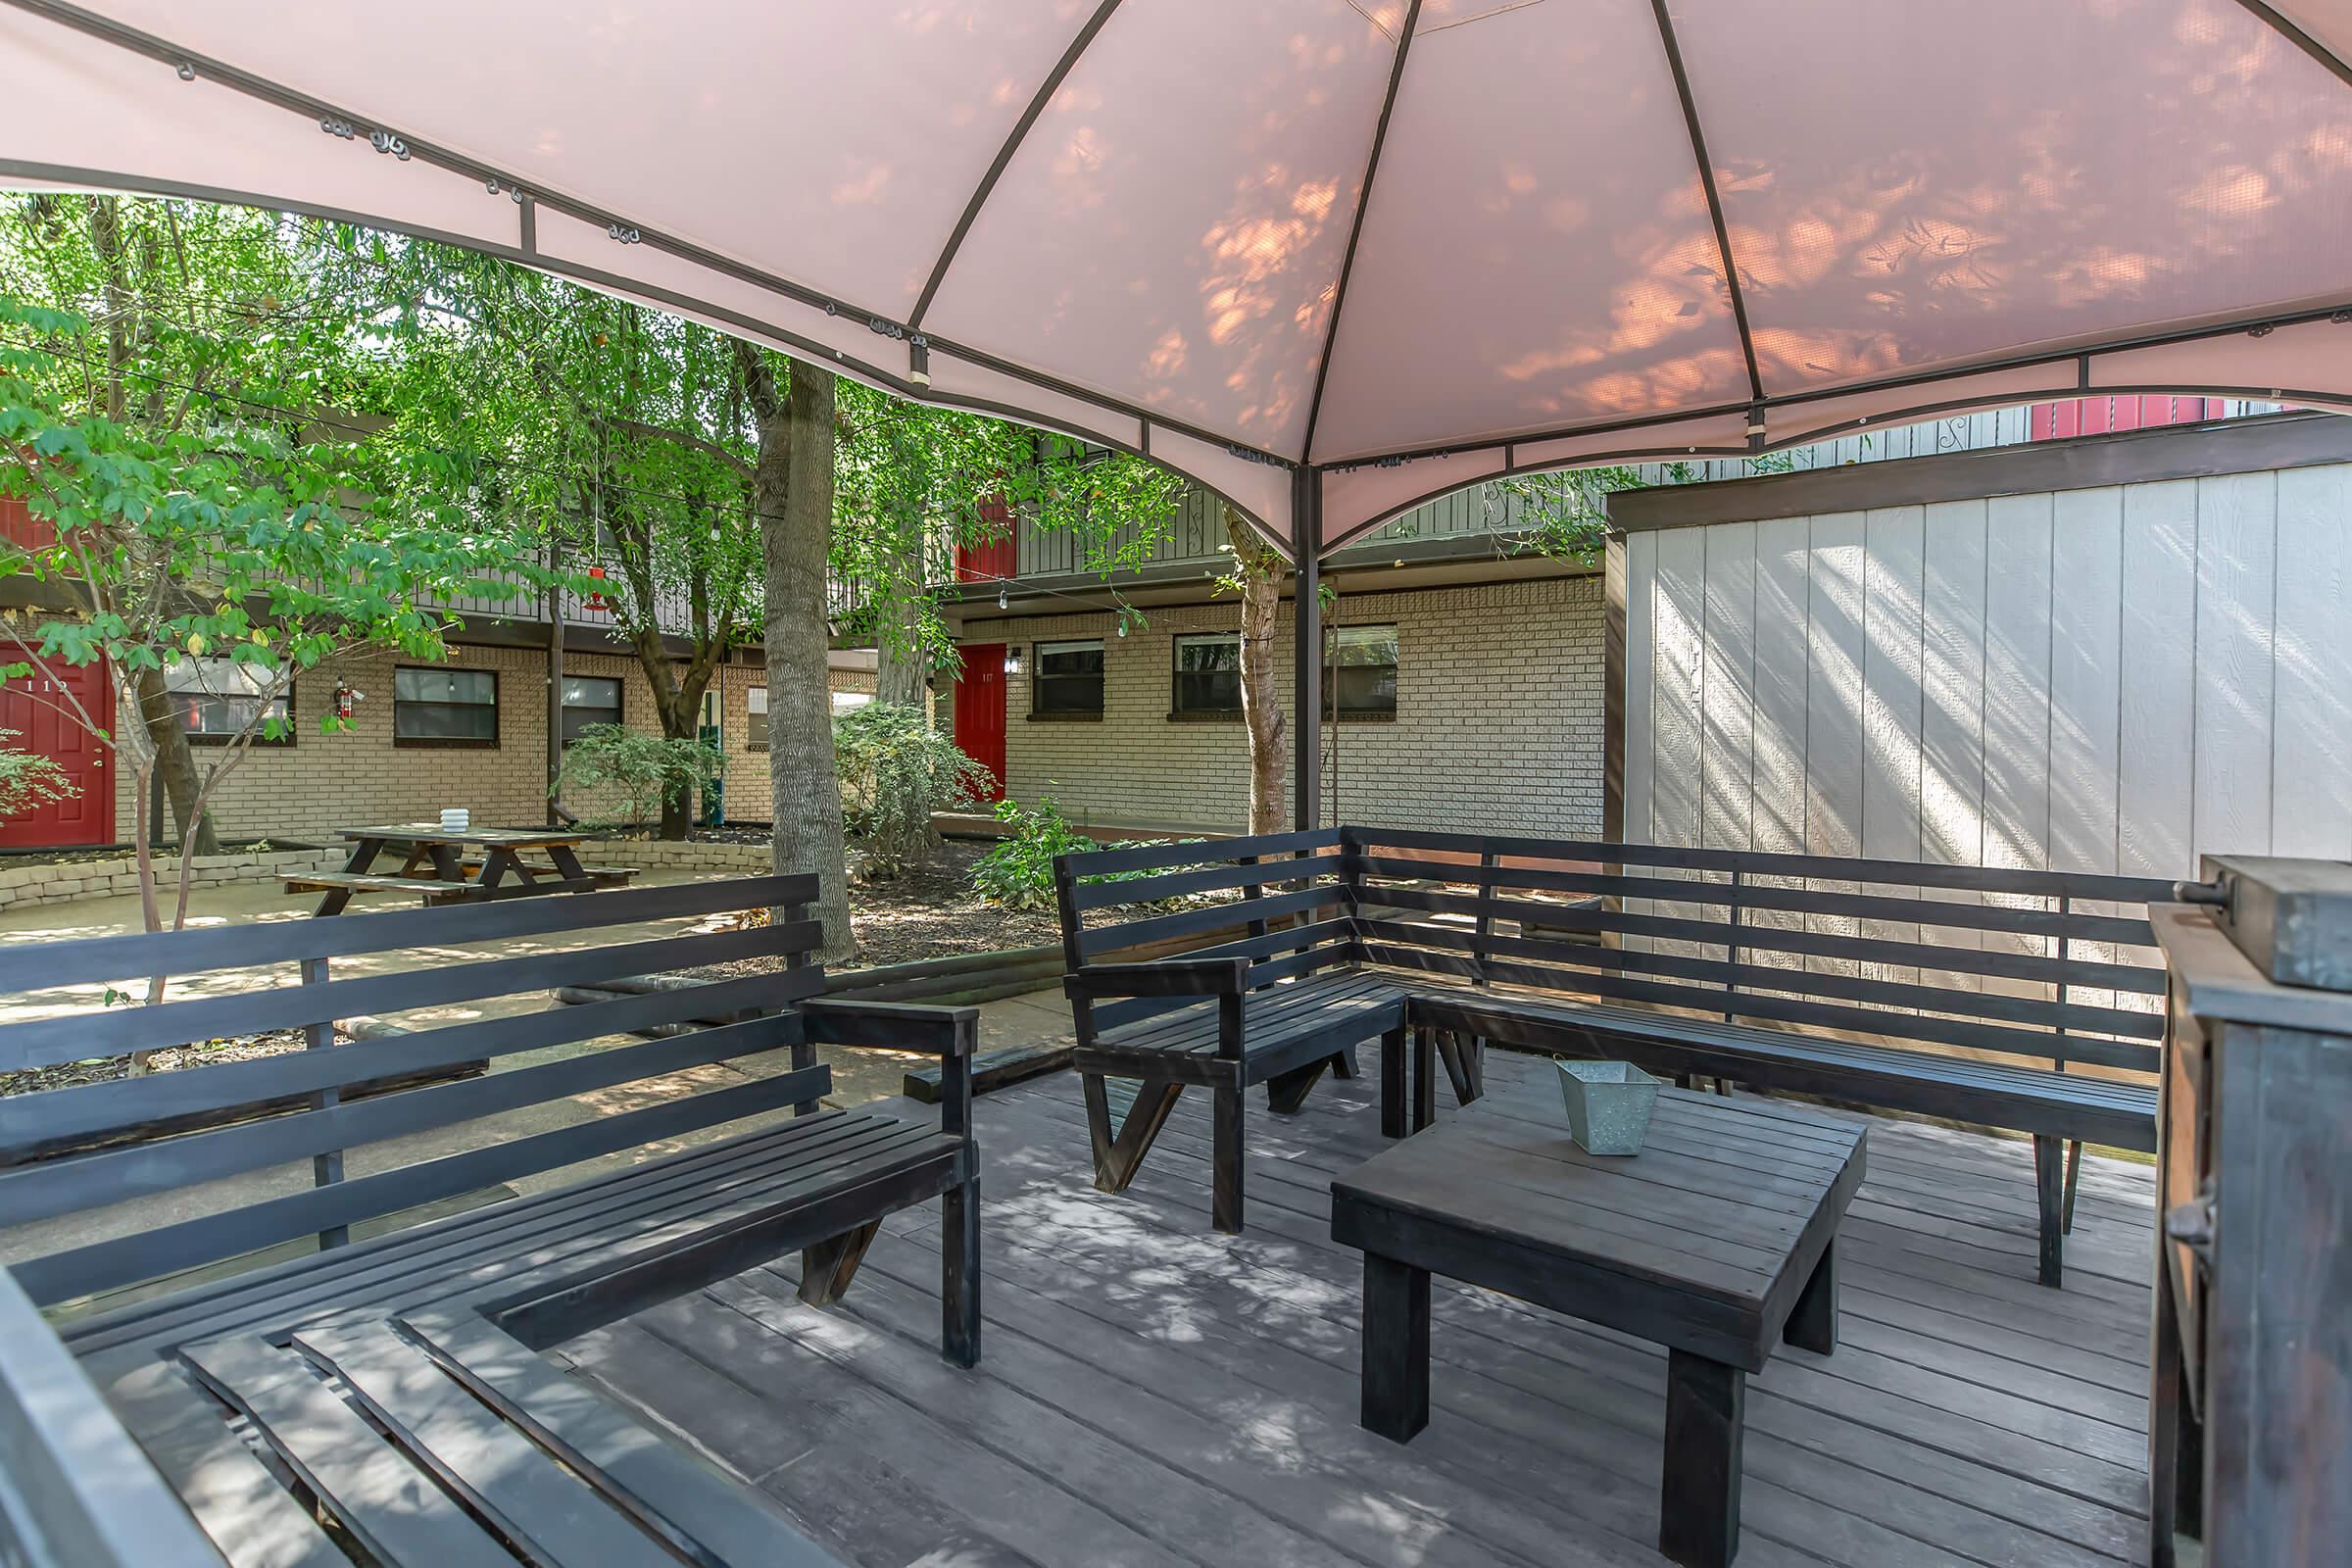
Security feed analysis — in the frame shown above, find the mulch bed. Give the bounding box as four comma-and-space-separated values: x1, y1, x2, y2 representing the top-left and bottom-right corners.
0, 1025, 355, 1099
845, 840, 1058, 969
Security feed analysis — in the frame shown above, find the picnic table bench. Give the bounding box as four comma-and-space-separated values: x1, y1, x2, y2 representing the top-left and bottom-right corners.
1055, 826, 2168, 1282
0, 873, 977, 1567
292, 823, 637, 914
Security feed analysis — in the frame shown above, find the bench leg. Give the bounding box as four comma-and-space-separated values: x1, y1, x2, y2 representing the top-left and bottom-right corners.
1783, 1239, 1838, 1355
1360, 1252, 1430, 1444
942, 1177, 981, 1368
1661, 1349, 1745, 1568
1380, 1027, 1407, 1139
1329, 1046, 1360, 1080
2033, 1134, 2066, 1288
1081, 1073, 1182, 1195
2062, 1139, 2082, 1235
1433, 1030, 1487, 1107
798, 1221, 881, 1307
1412, 1027, 1436, 1133
1266, 1058, 1330, 1115
1212, 1078, 1245, 1235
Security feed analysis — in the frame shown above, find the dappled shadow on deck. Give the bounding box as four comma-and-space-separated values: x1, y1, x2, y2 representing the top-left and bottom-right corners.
562, 1049, 2153, 1568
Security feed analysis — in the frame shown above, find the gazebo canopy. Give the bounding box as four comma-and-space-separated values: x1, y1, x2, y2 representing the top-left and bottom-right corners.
6, 0, 2352, 551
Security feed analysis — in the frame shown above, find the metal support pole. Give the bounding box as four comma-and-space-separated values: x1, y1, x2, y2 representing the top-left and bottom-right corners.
1293, 466, 1323, 832
546, 536, 565, 826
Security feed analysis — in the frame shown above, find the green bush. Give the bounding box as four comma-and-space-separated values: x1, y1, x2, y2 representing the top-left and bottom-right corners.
553, 724, 720, 828
969, 796, 1200, 912
833, 702, 994, 880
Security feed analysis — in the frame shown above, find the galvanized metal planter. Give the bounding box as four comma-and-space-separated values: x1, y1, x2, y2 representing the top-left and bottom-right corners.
1556, 1060, 1661, 1155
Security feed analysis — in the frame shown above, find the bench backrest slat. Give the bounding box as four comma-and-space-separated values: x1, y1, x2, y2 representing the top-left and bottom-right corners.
0, 1010, 811, 1229
12, 1061, 828, 1308
0, 873, 817, 993
0, 969, 809, 1166
0, 917, 822, 1074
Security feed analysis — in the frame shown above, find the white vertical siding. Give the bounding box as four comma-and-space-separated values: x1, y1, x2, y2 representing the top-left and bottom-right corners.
1622, 461, 2352, 890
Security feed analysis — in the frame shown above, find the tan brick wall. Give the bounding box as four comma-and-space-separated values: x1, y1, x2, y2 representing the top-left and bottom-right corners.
973, 573, 1605, 837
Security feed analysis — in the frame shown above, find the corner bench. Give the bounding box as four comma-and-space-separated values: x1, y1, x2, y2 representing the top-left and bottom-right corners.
0, 874, 978, 1567
1057, 827, 2169, 1284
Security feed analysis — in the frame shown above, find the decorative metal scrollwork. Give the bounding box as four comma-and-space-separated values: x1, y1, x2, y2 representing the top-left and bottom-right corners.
319, 117, 356, 139
607, 223, 643, 245
175, 61, 195, 81
368, 129, 411, 160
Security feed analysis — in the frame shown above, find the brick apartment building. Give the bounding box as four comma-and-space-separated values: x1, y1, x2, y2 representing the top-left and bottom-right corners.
940, 396, 2266, 839
0, 490, 877, 850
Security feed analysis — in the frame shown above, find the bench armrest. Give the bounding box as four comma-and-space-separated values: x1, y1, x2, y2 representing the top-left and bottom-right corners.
799, 998, 978, 1056
1065, 957, 1250, 1002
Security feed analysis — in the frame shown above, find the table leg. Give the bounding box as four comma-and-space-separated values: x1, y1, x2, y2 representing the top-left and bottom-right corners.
1360, 1252, 1430, 1444
545, 841, 591, 881
1783, 1238, 1838, 1355
1661, 1348, 1745, 1568
475, 847, 518, 893
427, 841, 466, 884
316, 837, 381, 916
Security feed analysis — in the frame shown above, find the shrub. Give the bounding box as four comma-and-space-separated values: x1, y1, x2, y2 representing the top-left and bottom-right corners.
969, 796, 1201, 912
553, 724, 721, 829
832, 702, 994, 880
0, 728, 75, 821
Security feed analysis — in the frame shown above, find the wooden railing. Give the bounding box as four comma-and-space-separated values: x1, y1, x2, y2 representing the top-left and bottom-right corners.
0, 1267, 221, 1565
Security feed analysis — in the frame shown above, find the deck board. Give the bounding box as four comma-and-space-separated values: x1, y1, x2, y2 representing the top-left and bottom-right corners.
564, 1045, 2154, 1568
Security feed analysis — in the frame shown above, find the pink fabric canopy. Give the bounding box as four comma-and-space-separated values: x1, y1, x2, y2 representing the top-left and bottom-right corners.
5, 0, 2352, 551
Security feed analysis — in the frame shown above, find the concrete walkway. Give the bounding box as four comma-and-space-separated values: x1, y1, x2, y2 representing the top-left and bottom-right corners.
0, 874, 1079, 1313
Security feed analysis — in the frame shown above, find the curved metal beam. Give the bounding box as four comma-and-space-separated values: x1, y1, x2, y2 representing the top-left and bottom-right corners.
1647, 0, 1764, 408
906, 0, 1127, 331
2232, 2, 2352, 91
1299, 0, 1424, 467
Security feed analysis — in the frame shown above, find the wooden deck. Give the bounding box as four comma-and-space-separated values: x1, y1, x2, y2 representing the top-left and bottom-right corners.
560, 1046, 2156, 1568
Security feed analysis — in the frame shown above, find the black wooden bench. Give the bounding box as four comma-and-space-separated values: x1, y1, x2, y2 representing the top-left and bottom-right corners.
1058, 826, 2169, 1284
0, 874, 978, 1566
1054, 830, 1414, 1233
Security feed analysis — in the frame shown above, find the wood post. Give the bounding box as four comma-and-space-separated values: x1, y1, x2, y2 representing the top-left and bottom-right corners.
1784, 1239, 1838, 1354
2033, 1134, 2065, 1288
1380, 1025, 1406, 1139
301, 956, 348, 1251
942, 1177, 981, 1369
1212, 1078, 1245, 1234
1661, 1349, 1745, 1568
1359, 1251, 1430, 1444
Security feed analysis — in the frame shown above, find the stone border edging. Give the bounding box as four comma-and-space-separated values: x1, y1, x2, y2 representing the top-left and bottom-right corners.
0, 846, 344, 912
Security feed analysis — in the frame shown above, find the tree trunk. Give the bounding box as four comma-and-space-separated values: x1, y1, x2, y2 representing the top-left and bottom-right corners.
132, 662, 220, 856
756, 365, 856, 961
648, 663, 713, 842
1226, 504, 1288, 837
872, 594, 927, 710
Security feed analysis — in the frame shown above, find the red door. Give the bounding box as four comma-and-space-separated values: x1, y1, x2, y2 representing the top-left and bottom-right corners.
0, 657, 113, 848
953, 643, 1007, 805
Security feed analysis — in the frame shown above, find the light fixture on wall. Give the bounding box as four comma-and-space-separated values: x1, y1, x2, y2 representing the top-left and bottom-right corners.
1003, 648, 1023, 676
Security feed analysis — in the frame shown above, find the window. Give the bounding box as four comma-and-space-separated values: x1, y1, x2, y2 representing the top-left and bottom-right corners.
560, 674, 622, 746
1171, 632, 1243, 717
1031, 639, 1103, 717
394, 666, 499, 746
166, 658, 292, 744
831, 690, 872, 716
747, 686, 768, 748
1325, 625, 1398, 719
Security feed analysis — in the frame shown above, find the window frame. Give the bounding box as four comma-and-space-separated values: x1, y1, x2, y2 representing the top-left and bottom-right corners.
1324, 623, 1399, 722
746, 685, 768, 750
1028, 637, 1105, 721
1169, 631, 1245, 720
392, 665, 502, 750
559, 673, 624, 748
165, 657, 295, 747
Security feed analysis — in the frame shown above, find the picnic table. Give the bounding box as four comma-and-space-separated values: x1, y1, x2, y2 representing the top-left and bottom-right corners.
1332, 1087, 1866, 1568
290, 824, 636, 914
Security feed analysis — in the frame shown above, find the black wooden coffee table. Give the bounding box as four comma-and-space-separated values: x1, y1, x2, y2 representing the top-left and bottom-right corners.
1332, 1086, 1866, 1568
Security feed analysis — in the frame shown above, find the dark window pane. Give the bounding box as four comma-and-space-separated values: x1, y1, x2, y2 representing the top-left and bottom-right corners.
1325, 625, 1397, 716
561, 675, 622, 745
1033, 640, 1103, 714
